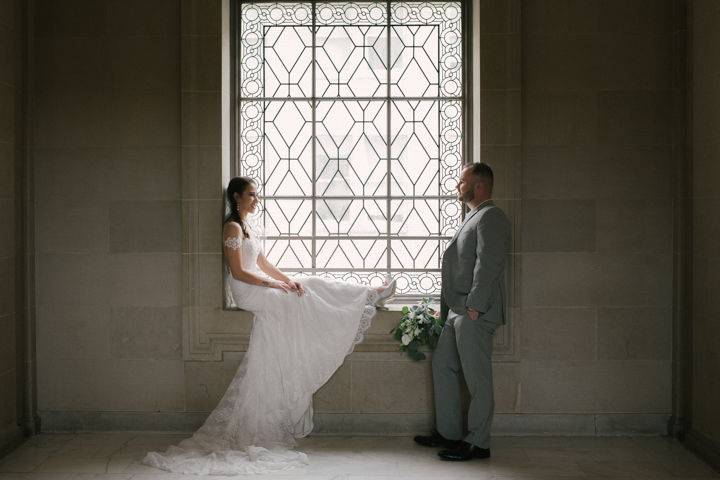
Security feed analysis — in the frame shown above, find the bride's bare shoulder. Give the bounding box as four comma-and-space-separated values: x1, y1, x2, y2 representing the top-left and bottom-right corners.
223, 221, 242, 237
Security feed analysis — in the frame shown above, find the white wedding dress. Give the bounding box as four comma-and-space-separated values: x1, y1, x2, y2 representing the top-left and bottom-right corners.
142, 228, 378, 475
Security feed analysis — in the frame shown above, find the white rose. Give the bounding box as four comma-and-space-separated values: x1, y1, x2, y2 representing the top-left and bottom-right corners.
401, 334, 412, 346
408, 311, 416, 319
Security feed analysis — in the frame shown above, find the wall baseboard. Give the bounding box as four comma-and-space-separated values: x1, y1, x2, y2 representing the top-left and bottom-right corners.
38, 411, 670, 436
684, 428, 720, 474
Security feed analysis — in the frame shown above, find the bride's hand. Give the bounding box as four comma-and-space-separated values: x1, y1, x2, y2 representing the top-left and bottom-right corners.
270, 281, 292, 293
288, 280, 305, 296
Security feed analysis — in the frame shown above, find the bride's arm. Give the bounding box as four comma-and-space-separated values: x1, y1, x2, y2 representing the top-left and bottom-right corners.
256, 253, 291, 283
224, 223, 290, 291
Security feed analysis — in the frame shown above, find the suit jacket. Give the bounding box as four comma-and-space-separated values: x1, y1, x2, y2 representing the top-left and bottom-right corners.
440, 200, 511, 327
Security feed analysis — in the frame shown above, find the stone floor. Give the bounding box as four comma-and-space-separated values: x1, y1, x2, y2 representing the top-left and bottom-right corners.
0, 433, 718, 479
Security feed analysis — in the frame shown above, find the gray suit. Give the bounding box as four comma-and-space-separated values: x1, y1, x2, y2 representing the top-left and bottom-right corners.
434, 199, 510, 449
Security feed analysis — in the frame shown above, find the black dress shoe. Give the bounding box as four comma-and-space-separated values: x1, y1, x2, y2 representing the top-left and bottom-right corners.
413, 430, 461, 449
438, 441, 490, 461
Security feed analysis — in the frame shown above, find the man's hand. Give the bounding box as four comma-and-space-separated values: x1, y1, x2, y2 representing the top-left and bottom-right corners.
466, 307, 479, 321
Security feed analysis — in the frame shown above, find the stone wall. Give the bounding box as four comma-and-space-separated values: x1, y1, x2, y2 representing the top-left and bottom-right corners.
0, 0, 26, 454
33, 0, 682, 436
687, 0, 720, 466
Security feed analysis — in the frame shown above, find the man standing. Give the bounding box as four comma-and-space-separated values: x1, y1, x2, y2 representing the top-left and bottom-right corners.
415, 162, 511, 461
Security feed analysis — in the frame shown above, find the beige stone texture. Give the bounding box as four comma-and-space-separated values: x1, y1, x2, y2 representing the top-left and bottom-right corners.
107, 89, 179, 147
34, 148, 111, 201
184, 354, 242, 411
181, 92, 221, 146
37, 254, 106, 306
34, 0, 107, 37
350, 360, 433, 413
109, 201, 181, 253
107, 253, 181, 307
314, 362, 352, 413
182, 35, 221, 91
181, 146, 222, 200
0, 143, 13, 198
37, 202, 108, 253
597, 307, 672, 360
0, 197, 14, 256
182, 0, 220, 35
523, 91, 598, 146
107, 36, 179, 90
0, 23, 14, 86
107, 0, 180, 36
521, 253, 600, 306
33, 36, 108, 90
36, 305, 110, 361
480, 34, 521, 90
519, 362, 599, 413
0, 369, 17, 426
597, 199, 673, 253
480, 90, 521, 145
0, 83, 13, 142
594, 253, 673, 307
521, 199, 596, 252
32, 89, 112, 147
108, 148, 180, 201
598, 90, 673, 145
110, 307, 183, 360
0, 314, 14, 369
519, 308, 596, 361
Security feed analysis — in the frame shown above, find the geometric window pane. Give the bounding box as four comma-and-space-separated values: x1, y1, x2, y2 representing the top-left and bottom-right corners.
238, 1, 464, 299
315, 100, 387, 197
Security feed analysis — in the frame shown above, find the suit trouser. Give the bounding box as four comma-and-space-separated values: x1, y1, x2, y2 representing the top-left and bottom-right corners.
432, 309, 495, 449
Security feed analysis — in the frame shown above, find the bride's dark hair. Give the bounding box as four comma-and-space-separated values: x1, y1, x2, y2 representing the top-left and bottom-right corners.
225, 176, 256, 239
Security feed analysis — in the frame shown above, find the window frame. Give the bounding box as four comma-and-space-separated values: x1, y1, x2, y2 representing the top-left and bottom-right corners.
231, 0, 474, 301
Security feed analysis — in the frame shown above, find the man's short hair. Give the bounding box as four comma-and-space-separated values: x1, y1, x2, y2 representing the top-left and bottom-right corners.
466, 162, 494, 191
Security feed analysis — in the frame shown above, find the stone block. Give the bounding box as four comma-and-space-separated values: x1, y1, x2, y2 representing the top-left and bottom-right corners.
520, 307, 596, 361
0, 143, 13, 199
36, 304, 111, 360
521, 199, 596, 252
34, 148, 111, 201
182, 0, 220, 35
110, 306, 182, 360
109, 201, 181, 253
36, 253, 105, 306
34, 0, 107, 37
107, 36, 179, 90
32, 89, 111, 147
693, 198, 720, 259
0, 258, 13, 315
524, 34, 599, 90
493, 362, 521, 413
597, 307, 672, 360
598, 90, 673, 145
597, 199, 673, 253
108, 147, 180, 201
595, 253, 673, 307
0, 0, 14, 29
108, 89, 179, 147
692, 140, 720, 200
107, 253, 181, 307
184, 353, 242, 411
522, 146, 595, 199
37, 357, 93, 410
107, 0, 180, 35
0, 83, 13, 143
350, 360, 433, 413
37, 202, 108, 254
0, 198, 13, 257
181, 92, 221, 146
523, 0, 598, 34
595, 34, 672, 90
480, 90, 520, 145
314, 362, 351, 413
524, 91, 598, 146
33, 36, 108, 90
480, 34, 520, 90
597, 0, 673, 34
480, 0, 520, 34
0, 369, 16, 427
0, 313, 14, 369
182, 35, 221, 91
181, 146, 223, 200
594, 361, 671, 412
519, 361, 599, 412
585, 145, 673, 199
0, 24, 14, 86
521, 253, 599, 306
479, 146, 520, 200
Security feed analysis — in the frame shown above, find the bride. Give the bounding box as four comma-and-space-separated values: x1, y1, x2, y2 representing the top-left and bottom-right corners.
142, 176, 396, 475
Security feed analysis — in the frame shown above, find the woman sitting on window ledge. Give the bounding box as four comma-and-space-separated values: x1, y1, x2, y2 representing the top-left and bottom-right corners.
143, 176, 396, 475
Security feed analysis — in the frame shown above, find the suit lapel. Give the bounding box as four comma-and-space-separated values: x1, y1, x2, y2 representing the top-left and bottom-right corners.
447, 200, 494, 247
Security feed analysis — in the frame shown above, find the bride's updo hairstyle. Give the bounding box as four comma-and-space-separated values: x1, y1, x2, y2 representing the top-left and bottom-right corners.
225, 176, 256, 239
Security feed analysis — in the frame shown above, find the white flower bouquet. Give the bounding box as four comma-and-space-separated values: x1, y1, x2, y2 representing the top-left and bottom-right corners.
390, 298, 445, 361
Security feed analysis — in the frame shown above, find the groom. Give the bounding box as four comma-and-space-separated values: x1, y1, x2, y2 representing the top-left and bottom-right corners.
415, 162, 511, 461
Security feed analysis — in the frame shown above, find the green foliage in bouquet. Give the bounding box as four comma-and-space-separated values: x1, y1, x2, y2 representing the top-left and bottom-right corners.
390, 298, 445, 361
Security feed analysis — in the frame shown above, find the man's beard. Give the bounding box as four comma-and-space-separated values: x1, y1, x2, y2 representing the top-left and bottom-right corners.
459, 189, 474, 204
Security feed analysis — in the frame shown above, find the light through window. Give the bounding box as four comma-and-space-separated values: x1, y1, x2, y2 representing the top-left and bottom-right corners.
237, 1, 465, 299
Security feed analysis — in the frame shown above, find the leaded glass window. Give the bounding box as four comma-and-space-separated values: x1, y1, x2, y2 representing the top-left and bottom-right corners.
236, 1, 465, 299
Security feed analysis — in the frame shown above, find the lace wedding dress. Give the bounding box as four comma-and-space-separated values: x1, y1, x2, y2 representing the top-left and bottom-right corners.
142, 228, 378, 475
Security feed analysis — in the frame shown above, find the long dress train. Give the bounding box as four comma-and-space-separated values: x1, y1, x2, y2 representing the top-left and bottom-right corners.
142, 230, 378, 475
